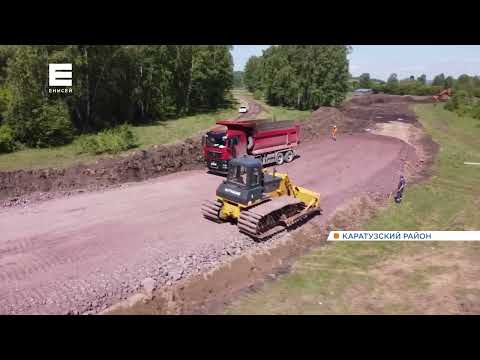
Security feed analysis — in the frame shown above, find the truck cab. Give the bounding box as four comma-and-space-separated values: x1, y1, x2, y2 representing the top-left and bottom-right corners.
203, 126, 249, 174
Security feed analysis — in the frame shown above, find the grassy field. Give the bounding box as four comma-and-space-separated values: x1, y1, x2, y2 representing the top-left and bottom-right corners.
225, 104, 480, 315
0, 107, 239, 172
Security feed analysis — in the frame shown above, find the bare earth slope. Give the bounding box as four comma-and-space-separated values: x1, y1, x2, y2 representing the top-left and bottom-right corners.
0, 132, 416, 314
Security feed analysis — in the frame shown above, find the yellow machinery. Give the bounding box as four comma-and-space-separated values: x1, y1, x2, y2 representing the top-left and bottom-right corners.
202, 155, 320, 240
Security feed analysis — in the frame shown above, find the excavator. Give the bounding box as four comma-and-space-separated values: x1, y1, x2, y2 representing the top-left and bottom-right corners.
433, 88, 452, 102
201, 155, 320, 240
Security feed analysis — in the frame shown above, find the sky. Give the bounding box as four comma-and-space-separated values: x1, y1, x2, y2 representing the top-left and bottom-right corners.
231, 45, 480, 81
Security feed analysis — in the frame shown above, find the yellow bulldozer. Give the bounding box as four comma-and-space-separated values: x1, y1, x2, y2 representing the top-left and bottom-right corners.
201, 155, 320, 240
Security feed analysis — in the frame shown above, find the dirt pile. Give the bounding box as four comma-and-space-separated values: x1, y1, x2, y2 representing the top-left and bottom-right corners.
336, 93, 436, 134
301, 94, 429, 138
342, 101, 417, 127
0, 137, 204, 201
348, 94, 433, 106
300, 107, 346, 140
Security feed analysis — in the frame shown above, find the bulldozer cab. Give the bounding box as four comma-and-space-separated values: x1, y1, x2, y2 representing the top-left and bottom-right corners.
217, 155, 281, 206
227, 156, 261, 187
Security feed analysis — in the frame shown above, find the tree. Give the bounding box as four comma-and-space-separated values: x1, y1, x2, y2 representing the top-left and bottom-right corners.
0, 46, 16, 86
387, 73, 398, 84
233, 71, 244, 88
409, 75, 415, 81
0, 45, 235, 151
0, 86, 11, 122
34, 101, 74, 147
385, 73, 399, 93
188, 45, 233, 111
472, 76, 480, 97
244, 56, 263, 93
432, 73, 445, 87
4, 45, 48, 145
249, 45, 349, 109
445, 76, 454, 89
417, 74, 427, 85
358, 73, 371, 88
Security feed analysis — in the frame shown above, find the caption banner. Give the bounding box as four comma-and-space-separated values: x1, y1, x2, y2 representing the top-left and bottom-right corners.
327, 231, 480, 241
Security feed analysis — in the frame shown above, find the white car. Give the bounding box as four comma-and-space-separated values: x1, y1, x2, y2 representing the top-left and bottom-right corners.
238, 105, 248, 113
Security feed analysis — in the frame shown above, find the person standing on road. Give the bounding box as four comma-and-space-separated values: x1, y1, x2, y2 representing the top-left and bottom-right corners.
331, 125, 337, 141
395, 175, 406, 203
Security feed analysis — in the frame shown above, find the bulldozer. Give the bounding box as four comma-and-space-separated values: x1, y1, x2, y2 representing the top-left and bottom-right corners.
201, 155, 321, 240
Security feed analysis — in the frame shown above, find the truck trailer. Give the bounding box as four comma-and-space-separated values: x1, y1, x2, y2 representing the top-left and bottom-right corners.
202, 119, 300, 174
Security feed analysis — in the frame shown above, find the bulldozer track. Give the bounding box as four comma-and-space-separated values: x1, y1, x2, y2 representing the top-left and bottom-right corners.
238, 197, 311, 240
202, 194, 320, 241
201, 199, 223, 222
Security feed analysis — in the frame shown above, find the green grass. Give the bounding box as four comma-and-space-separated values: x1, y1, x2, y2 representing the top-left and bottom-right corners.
224, 241, 400, 314
0, 107, 238, 171
225, 104, 480, 314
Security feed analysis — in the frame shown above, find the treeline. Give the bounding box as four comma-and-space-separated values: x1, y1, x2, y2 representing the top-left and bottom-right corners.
353, 71, 480, 119
243, 45, 350, 110
353, 73, 441, 95
444, 74, 480, 119
0, 45, 233, 153
353, 72, 480, 97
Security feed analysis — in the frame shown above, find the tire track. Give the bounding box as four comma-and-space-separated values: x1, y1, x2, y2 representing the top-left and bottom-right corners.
0, 231, 117, 284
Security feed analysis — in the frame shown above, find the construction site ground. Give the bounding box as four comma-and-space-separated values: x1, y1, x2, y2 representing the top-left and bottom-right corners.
224, 103, 480, 315
1, 94, 468, 315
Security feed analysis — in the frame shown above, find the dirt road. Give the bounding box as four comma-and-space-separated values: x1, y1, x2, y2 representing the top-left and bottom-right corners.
235, 92, 264, 119
0, 131, 416, 314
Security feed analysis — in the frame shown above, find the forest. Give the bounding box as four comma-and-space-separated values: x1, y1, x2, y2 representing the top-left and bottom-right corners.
243, 45, 350, 110
0, 45, 234, 153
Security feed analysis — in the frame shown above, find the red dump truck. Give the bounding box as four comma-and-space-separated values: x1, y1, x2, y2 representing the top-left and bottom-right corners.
202, 119, 300, 174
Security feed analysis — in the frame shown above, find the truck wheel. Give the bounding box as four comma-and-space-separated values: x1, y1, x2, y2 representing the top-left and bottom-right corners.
284, 150, 294, 163
275, 152, 284, 165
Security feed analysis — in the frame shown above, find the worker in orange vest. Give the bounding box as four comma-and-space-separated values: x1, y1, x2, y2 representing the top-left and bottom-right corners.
331, 125, 337, 141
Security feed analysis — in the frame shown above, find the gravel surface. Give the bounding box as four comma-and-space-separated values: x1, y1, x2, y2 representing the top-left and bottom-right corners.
0, 132, 418, 314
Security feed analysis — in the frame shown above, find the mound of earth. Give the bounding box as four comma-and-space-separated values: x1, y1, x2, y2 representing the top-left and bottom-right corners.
300, 107, 346, 140
301, 94, 430, 139
349, 94, 433, 106
0, 137, 205, 202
